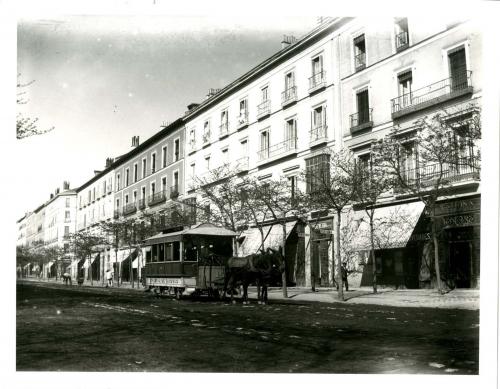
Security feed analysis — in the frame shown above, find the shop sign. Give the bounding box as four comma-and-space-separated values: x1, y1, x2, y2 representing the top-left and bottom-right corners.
319, 229, 333, 235
442, 212, 480, 228
408, 232, 431, 242
435, 198, 480, 216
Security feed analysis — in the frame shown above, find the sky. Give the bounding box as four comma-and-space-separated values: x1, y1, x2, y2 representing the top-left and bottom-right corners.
15, 15, 318, 218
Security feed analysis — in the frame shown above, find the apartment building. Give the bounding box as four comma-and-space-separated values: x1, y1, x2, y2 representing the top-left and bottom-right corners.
75, 162, 115, 282
183, 18, 353, 287
42, 183, 77, 278
111, 119, 186, 283
16, 213, 29, 247
338, 17, 481, 289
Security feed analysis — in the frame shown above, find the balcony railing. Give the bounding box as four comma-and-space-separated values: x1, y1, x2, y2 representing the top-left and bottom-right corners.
258, 137, 297, 161
148, 190, 167, 206
236, 112, 249, 128
257, 100, 271, 119
170, 185, 179, 199
138, 198, 146, 210
395, 31, 409, 51
308, 71, 326, 92
122, 203, 137, 216
219, 122, 230, 138
234, 156, 249, 171
113, 210, 120, 219
310, 124, 328, 144
354, 53, 366, 71
281, 86, 297, 106
391, 71, 473, 118
396, 156, 480, 193
350, 108, 373, 132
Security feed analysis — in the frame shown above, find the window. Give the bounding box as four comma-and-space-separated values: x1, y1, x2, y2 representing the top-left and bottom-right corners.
240, 139, 248, 154
162, 177, 167, 193
64, 226, 70, 237
259, 130, 270, 159
221, 109, 228, 126
312, 105, 326, 129
400, 142, 417, 182
174, 139, 180, 161
102, 180, 106, 195
162, 146, 167, 168
141, 186, 146, 199
239, 99, 248, 118
288, 176, 297, 199
395, 18, 409, 51
92, 188, 96, 201
356, 89, 370, 125
173, 171, 179, 189
353, 34, 366, 71
222, 148, 229, 164
394, 70, 413, 110
285, 71, 295, 90
125, 194, 129, 205
448, 46, 468, 90
65, 198, 70, 208
203, 121, 211, 143
133, 190, 137, 203
205, 156, 211, 171
116, 174, 121, 191
64, 243, 69, 252
65, 211, 71, 221
142, 158, 147, 178
189, 128, 196, 149
134, 163, 138, 182
125, 168, 129, 187
306, 154, 330, 194
190, 163, 196, 180
116, 199, 120, 209
285, 118, 297, 149
261, 86, 269, 102
312, 55, 323, 76
151, 153, 156, 173
151, 182, 156, 195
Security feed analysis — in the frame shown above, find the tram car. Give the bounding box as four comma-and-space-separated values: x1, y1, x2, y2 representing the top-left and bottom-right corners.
142, 223, 237, 298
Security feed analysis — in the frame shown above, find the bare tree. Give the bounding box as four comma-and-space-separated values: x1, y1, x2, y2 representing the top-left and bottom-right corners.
372, 106, 481, 292
302, 148, 358, 301
17, 74, 54, 139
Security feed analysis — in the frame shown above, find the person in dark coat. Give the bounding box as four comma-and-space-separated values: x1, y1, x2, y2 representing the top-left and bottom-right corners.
341, 262, 349, 291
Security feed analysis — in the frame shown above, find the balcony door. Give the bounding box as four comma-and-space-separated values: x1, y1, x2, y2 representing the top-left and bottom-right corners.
356, 89, 370, 124
448, 47, 467, 91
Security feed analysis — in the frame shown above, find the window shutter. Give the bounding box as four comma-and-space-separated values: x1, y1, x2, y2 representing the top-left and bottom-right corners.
322, 106, 327, 128
319, 56, 323, 73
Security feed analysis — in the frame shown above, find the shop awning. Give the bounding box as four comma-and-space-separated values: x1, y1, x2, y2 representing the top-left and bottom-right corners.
350, 201, 425, 251
46, 261, 54, 269
144, 223, 238, 246
132, 254, 144, 269
83, 253, 100, 269
238, 221, 297, 256
23, 263, 31, 269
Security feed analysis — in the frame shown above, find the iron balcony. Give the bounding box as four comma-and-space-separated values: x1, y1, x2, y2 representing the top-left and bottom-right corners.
308, 71, 326, 92
148, 190, 167, 206
258, 137, 297, 161
257, 100, 271, 119
350, 108, 373, 133
281, 86, 297, 106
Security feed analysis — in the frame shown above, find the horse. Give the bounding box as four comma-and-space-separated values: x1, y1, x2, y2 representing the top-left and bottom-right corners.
223, 247, 284, 304
62, 272, 72, 285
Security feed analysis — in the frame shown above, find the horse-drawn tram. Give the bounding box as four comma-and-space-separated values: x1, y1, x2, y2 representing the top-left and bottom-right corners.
142, 223, 237, 298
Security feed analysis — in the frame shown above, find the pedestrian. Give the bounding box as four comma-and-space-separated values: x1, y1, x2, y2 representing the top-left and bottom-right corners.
63, 272, 71, 285
106, 269, 113, 287
341, 262, 349, 291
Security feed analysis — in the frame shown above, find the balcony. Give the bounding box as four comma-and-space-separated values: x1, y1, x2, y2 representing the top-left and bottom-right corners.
350, 108, 373, 134
148, 190, 167, 207
395, 31, 409, 52
113, 210, 120, 219
257, 100, 271, 120
122, 203, 137, 216
219, 122, 230, 138
281, 86, 297, 107
310, 124, 328, 146
170, 185, 179, 199
395, 156, 480, 194
391, 71, 473, 119
258, 137, 297, 162
138, 198, 146, 210
308, 71, 326, 93
354, 53, 366, 71
236, 112, 249, 129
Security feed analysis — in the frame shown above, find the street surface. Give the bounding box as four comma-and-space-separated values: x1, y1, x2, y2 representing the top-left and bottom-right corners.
16, 281, 479, 373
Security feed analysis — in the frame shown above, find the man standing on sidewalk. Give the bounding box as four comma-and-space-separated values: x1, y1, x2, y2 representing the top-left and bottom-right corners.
106, 269, 113, 287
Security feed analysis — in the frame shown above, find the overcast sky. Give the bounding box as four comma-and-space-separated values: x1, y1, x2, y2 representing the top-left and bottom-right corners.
16, 15, 318, 217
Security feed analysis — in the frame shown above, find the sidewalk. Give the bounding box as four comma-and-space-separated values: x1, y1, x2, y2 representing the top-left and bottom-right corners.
19, 278, 479, 310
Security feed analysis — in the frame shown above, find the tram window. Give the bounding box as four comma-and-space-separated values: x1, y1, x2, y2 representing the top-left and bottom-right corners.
158, 244, 165, 262
173, 241, 180, 261
152, 245, 158, 262
165, 243, 173, 261
145, 250, 151, 263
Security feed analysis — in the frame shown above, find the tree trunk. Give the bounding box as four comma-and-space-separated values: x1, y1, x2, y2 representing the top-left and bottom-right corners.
115, 248, 119, 287
431, 216, 443, 293
336, 210, 344, 301
89, 254, 93, 286
331, 216, 336, 288
281, 223, 288, 298
369, 215, 377, 293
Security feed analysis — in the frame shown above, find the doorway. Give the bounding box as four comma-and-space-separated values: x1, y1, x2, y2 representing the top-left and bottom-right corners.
449, 241, 472, 288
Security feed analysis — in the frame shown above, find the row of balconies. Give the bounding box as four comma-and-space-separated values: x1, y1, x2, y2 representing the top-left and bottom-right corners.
350, 72, 473, 134
114, 186, 180, 219
79, 184, 113, 210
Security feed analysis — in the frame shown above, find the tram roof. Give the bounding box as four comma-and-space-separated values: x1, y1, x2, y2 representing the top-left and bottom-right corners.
143, 223, 237, 245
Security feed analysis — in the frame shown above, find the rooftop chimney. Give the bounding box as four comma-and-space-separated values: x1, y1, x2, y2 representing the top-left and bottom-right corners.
131, 136, 140, 148
63, 181, 70, 190
94, 170, 102, 176
50, 193, 54, 199
55, 188, 60, 195
281, 34, 297, 49
105, 157, 114, 168
186, 103, 200, 115
205, 88, 221, 100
